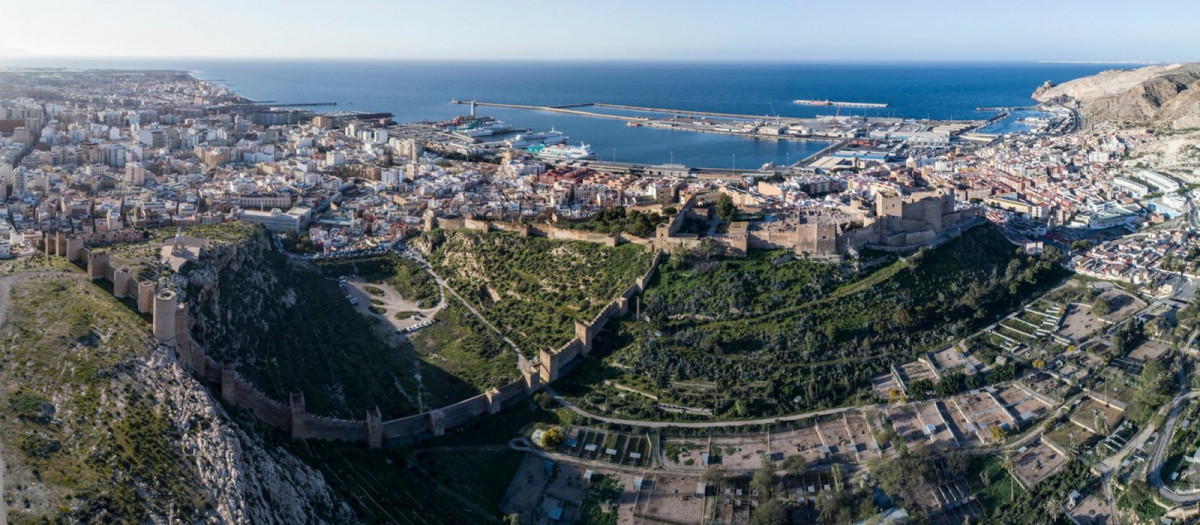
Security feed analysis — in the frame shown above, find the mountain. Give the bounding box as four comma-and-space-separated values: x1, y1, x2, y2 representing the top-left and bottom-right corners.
1033, 63, 1200, 129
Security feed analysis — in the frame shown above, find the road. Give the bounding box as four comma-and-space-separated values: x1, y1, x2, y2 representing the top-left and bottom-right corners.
1144, 329, 1199, 504
544, 385, 885, 429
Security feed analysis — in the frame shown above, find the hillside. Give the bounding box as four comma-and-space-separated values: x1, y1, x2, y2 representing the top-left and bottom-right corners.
182, 224, 516, 418
1034, 63, 1200, 129
423, 230, 656, 355
0, 270, 353, 523
560, 223, 1066, 418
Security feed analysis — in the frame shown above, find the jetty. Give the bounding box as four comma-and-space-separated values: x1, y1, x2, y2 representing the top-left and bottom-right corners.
793, 99, 888, 108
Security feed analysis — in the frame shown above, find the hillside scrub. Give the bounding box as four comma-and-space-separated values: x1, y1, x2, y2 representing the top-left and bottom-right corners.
425, 230, 655, 354
565, 224, 1068, 418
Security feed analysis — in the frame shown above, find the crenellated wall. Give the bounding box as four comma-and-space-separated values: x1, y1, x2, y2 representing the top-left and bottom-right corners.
50, 226, 654, 449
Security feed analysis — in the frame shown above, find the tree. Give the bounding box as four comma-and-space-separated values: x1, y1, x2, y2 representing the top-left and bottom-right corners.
701, 464, 727, 486
540, 427, 564, 449
750, 499, 789, 525
1091, 297, 1111, 317
990, 424, 1007, 444
716, 193, 737, 222
1000, 453, 1017, 502
752, 454, 776, 497
1070, 240, 1093, 252
783, 454, 807, 477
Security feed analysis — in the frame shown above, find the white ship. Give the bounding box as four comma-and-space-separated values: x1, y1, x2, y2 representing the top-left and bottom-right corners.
506, 128, 567, 148
456, 120, 511, 138
529, 142, 595, 161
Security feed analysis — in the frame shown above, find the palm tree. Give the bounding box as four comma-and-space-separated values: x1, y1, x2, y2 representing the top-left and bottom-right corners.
831, 463, 845, 492
1000, 454, 1017, 502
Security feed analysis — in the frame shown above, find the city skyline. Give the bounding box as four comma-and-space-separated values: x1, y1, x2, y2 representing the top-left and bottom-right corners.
3, 0, 1199, 63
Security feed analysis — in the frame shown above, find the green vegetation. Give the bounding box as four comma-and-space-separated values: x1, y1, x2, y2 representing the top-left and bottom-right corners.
286, 399, 563, 524
563, 205, 668, 238
563, 224, 1067, 417
407, 300, 519, 408
966, 454, 1089, 524
186, 225, 507, 419
0, 276, 206, 521
426, 230, 655, 354
1117, 479, 1166, 522
315, 254, 440, 305
579, 474, 622, 525
0, 254, 83, 276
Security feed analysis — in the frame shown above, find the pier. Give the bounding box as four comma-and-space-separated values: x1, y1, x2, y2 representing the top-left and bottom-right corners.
793, 99, 888, 108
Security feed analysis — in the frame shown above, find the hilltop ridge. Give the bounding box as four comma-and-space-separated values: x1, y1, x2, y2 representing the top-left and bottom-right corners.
1033, 63, 1200, 129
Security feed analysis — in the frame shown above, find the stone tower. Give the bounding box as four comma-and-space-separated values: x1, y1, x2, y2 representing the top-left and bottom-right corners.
152, 288, 178, 343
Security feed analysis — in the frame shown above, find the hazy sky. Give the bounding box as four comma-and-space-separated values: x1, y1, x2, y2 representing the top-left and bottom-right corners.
3, 0, 1197, 62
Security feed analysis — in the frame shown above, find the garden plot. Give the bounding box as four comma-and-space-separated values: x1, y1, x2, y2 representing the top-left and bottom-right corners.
995, 384, 1053, 423
915, 401, 962, 447
898, 361, 938, 385
844, 412, 882, 460
1126, 339, 1170, 363
887, 405, 933, 448
709, 435, 771, 470
629, 474, 706, 525
932, 346, 986, 375
871, 372, 902, 400
564, 427, 651, 466
816, 418, 858, 462
771, 424, 831, 465
1057, 303, 1105, 341
1067, 493, 1111, 525
663, 440, 708, 468
1012, 439, 1069, 489
1069, 398, 1125, 435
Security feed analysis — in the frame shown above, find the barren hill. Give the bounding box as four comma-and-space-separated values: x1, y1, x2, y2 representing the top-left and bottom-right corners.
1033, 63, 1200, 129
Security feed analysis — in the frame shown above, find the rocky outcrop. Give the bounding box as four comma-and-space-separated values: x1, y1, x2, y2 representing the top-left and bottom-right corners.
1033, 63, 1200, 129
147, 348, 356, 524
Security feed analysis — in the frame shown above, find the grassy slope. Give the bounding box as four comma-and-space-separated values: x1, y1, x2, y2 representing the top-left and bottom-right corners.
190, 225, 516, 419
427, 230, 654, 355
561, 224, 1067, 418
0, 275, 206, 522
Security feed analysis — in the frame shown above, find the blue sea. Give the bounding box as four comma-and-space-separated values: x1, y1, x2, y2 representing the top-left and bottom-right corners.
1, 59, 1133, 167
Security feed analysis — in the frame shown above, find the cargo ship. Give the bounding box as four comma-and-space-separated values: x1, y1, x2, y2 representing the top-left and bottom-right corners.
528, 143, 595, 161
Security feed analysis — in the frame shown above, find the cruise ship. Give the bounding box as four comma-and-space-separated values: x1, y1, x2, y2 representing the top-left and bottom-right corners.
455, 119, 513, 138
528, 143, 595, 161
506, 128, 567, 148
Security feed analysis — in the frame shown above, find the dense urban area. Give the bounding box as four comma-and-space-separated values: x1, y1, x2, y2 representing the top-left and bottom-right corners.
3, 63, 1200, 524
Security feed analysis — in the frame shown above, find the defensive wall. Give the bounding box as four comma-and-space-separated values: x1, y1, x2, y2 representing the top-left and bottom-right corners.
50, 228, 656, 448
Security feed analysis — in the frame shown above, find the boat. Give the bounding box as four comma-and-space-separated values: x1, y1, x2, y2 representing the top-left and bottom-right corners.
506, 128, 567, 148
455, 119, 510, 137
528, 143, 595, 161
626, 121, 642, 127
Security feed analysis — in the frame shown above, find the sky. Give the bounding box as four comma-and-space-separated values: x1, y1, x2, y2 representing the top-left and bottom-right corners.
2, 0, 1198, 63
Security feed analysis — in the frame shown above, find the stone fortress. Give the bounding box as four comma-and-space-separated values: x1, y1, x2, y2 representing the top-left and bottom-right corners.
656, 188, 985, 258
44, 224, 657, 449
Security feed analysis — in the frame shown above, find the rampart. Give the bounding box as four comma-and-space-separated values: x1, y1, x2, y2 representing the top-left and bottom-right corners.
53, 225, 657, 448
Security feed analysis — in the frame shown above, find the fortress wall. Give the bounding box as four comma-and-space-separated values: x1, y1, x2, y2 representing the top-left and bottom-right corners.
381, 413, 432, 440
464, 218, 491, 232
437, 218, 466, 231
540, 339, 583, 383
232, 377, 292, 429
300, 416, 367, 442
496, 379, 528, 410
491, 221, 530, 236
549, 227, 619, 247
438, 394, 490, 430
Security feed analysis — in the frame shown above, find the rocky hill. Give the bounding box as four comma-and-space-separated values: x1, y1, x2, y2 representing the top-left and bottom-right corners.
0, 271, 354, 523
1033, 63, 1200, 129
